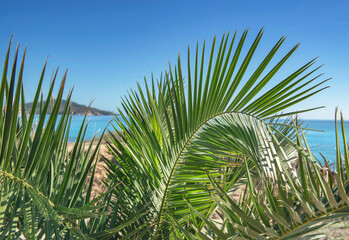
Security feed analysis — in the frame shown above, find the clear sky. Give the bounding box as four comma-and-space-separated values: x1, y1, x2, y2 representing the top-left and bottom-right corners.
0, 0, 348, 119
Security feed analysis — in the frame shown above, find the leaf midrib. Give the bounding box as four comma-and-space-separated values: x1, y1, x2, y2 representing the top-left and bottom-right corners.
154, 111, 269, 236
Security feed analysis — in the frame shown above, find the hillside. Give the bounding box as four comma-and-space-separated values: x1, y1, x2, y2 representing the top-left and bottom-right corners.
25, 100, 114, 115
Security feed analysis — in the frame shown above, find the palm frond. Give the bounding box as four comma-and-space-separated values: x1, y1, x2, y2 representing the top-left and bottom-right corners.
181, 112, 349, 239
105, 29, 328, 238
0, 37, 143, 239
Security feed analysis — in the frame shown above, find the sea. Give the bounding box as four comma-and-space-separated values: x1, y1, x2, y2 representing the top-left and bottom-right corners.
53, 116, 348, 165
303, 120, 349, 165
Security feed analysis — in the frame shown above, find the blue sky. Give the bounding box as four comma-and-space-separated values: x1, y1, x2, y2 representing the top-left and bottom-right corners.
0, 0, 348, 119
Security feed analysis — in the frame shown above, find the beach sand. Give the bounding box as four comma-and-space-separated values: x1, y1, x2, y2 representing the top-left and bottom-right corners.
68, 142, 113, 198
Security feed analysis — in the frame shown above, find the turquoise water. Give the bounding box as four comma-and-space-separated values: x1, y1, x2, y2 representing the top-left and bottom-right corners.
34, 115, 115, 142
304, 120, 349, 164
67, 115, 115, 141
60, 116, 348, 163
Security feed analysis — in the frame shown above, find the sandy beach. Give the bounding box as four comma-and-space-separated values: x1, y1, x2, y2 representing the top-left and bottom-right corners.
68, 141, 112, 198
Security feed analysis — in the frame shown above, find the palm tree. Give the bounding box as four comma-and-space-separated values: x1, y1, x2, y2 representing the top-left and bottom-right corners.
3, 29, 345, 239
179, 112, 349, 239
0, 38, 143, 239
105, 29, 332, 238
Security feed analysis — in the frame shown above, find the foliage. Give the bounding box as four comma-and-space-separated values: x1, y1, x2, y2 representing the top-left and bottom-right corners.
179, 112, 349, 239
2, 29, 348, 240
105, 29, 331, 239
0, 38, 141, 239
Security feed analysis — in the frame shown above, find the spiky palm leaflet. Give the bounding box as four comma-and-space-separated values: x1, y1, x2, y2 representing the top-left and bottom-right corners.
105, 29, 329, 238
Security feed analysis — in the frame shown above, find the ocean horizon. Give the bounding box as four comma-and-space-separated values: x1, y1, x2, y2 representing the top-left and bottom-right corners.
303, 119, 349, 166
41, 115, 348, 165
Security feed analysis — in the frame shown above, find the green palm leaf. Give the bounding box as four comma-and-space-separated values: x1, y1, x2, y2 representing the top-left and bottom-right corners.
181, 112, 349, 239
105, 29, 328, 238
0, 37, 144, 239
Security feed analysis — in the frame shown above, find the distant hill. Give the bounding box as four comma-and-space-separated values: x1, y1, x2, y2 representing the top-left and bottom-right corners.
25, 100, 114, 116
